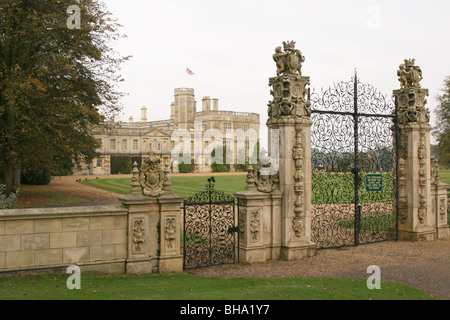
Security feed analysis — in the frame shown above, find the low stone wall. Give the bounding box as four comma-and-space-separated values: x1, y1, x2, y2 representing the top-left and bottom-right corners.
0, 206, 128, 276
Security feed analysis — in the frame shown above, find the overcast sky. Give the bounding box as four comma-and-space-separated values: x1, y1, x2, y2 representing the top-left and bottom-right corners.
105, 0, 449, 145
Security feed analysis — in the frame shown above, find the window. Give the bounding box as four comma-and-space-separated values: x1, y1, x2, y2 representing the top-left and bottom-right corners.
158, 143, 161, 151
96, 159, 102, 167
244, 124, 250, 131
122, 139, 127, 151
223, 122, 232, 132
133, 139, 138, 150
110, 139, 116, 150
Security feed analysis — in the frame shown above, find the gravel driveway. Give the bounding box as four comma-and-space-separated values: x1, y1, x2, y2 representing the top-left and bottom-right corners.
187, 238, 450, 300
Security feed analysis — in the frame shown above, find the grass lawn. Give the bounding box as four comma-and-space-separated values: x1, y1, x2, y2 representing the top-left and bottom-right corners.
312, 172, 394, 204
83, 173, 394, 205
440, 170, 450, 186
81, 175, 247, 199
0, 273, 438, 300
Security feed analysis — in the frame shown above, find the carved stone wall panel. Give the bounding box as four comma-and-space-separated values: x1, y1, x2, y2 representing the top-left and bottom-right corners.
164, 216, 177, 251
132, 218, 145, 255
439, 197, 447, 222
238, 207, 246, 241
250, 210, 260, 242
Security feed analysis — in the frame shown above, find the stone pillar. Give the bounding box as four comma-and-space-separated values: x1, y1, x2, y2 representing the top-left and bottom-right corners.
235, 173, 268, 263
267, 41, 317, 260
119, 162, 156, 274
393, 59, 448, 241
431, 157, 450, 239
235, 164, 283, 263
119, 153, 184, 274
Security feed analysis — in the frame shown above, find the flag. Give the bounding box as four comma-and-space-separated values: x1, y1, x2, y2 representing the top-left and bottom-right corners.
186, 67, 195, 75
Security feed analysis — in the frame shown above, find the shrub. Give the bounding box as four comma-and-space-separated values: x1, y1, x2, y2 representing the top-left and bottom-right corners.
21, 167, 52, 185
178, 161, 191, 173
111, 156, 133, 174
0, 184, 19, 209
211, 146, 231, 173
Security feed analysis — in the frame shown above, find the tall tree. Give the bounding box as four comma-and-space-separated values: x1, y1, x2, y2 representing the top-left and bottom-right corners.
0, 0, 129, 195
433, 76, 450, 167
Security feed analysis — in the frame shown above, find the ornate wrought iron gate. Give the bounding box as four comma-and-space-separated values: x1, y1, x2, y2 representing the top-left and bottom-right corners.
183, 177, 238, 269
310, 73, 398, 249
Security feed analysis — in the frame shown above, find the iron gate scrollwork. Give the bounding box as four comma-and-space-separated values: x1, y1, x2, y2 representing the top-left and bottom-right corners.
310, 72, 399, 249
183, 177, 238, 269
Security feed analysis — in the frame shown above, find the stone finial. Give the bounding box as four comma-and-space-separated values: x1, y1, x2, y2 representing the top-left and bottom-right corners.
129, 161, 141, 195
162, 160, 174, 195
397, 59, 423, 89
268, 41, 311, 124
245, 165, 257, 190
394, 59, 430, 125
273, 41, 305, 76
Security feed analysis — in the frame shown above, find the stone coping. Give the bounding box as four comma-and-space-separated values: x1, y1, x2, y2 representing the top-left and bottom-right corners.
0, 258, 127, 276
0, 205, 127, 221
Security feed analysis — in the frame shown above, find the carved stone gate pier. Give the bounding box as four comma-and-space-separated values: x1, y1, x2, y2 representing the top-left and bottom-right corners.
235, 42, 448, 263
117, 43, 448, 272
235, 41, 317, 262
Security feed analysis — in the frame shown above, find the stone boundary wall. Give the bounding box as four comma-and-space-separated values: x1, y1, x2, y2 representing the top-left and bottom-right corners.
0, 206, 128, 276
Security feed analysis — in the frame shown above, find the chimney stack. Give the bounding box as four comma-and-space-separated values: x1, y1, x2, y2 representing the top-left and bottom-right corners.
141, 106, 147, 122
129, 116, 134, 123
212, 98, 219, 111
202, 97, 211, 112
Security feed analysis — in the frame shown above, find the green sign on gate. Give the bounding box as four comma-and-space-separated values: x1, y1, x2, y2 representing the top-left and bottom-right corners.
366, 174, 383, 192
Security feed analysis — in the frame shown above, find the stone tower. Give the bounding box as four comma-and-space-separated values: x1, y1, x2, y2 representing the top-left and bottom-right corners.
172, 88, 196, 129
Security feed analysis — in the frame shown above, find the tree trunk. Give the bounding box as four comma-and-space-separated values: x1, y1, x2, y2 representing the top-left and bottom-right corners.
4, 164, 14, 197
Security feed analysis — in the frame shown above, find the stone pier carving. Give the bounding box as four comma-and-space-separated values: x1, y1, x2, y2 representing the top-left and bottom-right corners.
164, 217, 177, 250
119, 152, 184, 274
266, 41, 316, 260
393, 59, 448, 240
132, 219, 145, 254
250, 211, 260, 241
139, 151, 165, 197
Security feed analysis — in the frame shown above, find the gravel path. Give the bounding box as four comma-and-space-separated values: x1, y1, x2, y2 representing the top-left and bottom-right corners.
187, 239, 450, 300
52, 174, 450, 300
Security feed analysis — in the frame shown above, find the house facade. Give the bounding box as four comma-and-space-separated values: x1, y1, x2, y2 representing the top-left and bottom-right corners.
76, 88, 260, 175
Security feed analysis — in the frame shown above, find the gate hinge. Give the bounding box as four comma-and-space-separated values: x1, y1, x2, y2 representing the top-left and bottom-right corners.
227, 226, 239, 234
351, 167, 361, 174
